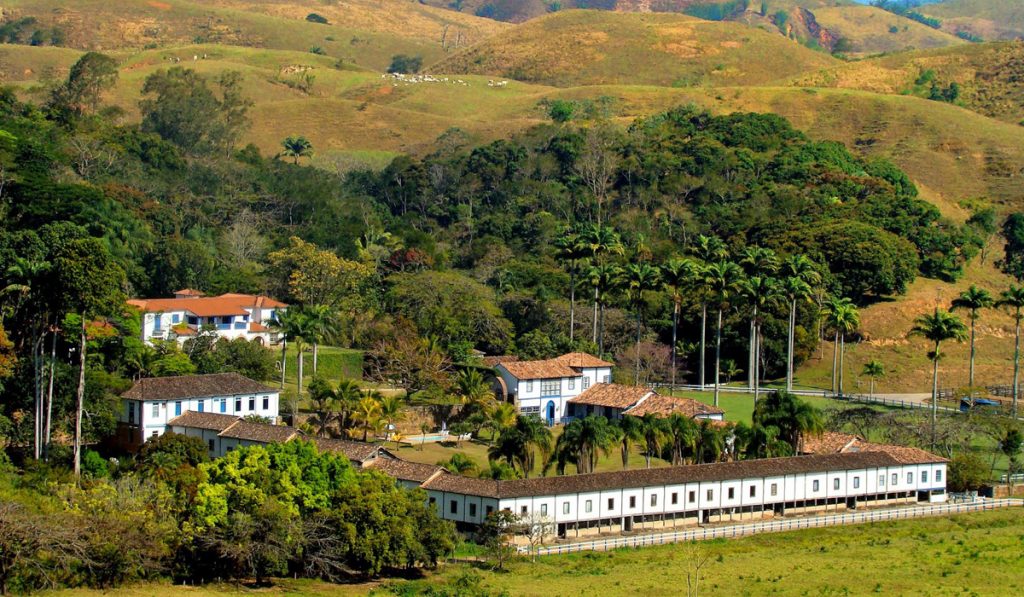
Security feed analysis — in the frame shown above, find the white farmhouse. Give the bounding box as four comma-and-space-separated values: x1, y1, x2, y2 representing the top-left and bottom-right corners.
495, 353, 614, 424
127, 290, 288, 345
116, 372, 280, 448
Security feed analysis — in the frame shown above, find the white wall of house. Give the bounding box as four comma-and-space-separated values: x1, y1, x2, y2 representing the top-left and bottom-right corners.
498, 365, 615, 422
169, 425, 225, 457
119, 392, 280, 443
140, 307, 285, 345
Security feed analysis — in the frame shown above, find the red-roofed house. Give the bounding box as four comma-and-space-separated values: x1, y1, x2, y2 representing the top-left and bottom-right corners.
495, 353, 614, 424
128, 292, 288, 345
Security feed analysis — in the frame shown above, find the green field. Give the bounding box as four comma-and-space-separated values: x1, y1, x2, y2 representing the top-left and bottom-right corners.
39, 508, 1024, 596
277, 345, 365, 404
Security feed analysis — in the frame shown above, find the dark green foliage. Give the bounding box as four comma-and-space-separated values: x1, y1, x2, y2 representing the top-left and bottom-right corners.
684, 1, 747, 21
388, 54, 423, 74
306, 13, 329, 24
947, 453, 989, 492
1001, 213, 1024, 281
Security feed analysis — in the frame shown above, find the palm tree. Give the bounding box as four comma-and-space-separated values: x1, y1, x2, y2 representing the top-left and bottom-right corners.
586, 262, 623, 355
334, 379, 361, 434
270, 308, 310, 421
705, 261, 744, 407
740, 247, 780, 390
439, 453, 477, 475
307, 377, 336, 437
823, 297, 860, 396
694, 420, 725, 464
615, 415, 643, 470
487, 402, 518, 445
553, 229, 589, 342
547, 415, 617, 475
353, 394, 382, 442
909, 308, 968, 447
456, 369, 491, 406
281, 135, 313, 163
862, 360, 885, 398
665, 413, 698, 466
781, 255, 821, 392
378, 394, 405, 445
951, 285, 993, 396
624, 262, 661, 384
516, 415, 553, 478
753, 391, 824, 454
639, 413, 666, 469
581, 225, 624, 344
997, 285, 1024, 418
302, 304, 341, 375
741, 275, 784, 404
662, 257, 704, 390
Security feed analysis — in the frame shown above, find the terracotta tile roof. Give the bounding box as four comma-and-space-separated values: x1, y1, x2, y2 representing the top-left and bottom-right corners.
218, 420, 299, 443
623, 394, 725, 419
365, 458, 445, 483
552, 352, 614, 368
128, 293, 287, 318
847, 442, 950, 464
313, 437, 387, 464
167, 411, 241, 432
569, 383, 653, 409
482, 355, 519, 367
174, 288, 205, 297
122, 373, 277, 401
800, 432, 863, 455
249, 322, 269, 333
498, 359, 578, 380
415, 452, 946, 499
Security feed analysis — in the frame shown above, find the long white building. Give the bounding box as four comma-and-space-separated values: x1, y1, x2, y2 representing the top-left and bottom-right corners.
408, 449, 948, 537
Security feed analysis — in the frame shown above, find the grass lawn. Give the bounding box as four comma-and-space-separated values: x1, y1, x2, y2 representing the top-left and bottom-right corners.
42, 508, 1024, 596
278, 345, 364, 404
669, 389, 861, 425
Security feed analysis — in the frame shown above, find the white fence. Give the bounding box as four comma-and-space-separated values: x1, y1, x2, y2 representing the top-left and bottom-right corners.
518, 499, 1022, 556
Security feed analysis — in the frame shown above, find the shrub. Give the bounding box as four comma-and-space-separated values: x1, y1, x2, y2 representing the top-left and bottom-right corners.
948, 453, 989, 492
306, 13, 329, 24
388, 54, 423, 74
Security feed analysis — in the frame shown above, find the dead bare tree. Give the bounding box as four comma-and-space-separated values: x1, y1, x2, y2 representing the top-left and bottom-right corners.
684, 541, 713, 597
520, 512, 554, 561
573, 124, 620, 226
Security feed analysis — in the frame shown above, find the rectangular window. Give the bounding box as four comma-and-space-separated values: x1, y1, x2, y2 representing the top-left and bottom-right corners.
521, 506, 528, 515
208, 439, 215, 452
582, 377, 591, 389
248, 397, 255, 411
486, 506, 494, 516
151, 430, 159, 438
833, 479, 841, 490
219, 399, 227, 413
450, 500, 458, 514
127, 402, 135, 424
541, 380, 560, 396
650, 494, 658, 507
197, 400, 205, 413
688, 490, 696, 503
174, 401, 182, 416
813, 480, 820, 492
936, 470, 943, 482
749, 486, 756, 498
706, 489, 713, 501
607, 498, 615, 510
568, 378, 576, 390
540, 504, 548, 516
151, 403, 160, 418
222, 316, 232, 325
602, 375, 611, 383
153, 314, 162, 330
922, 471, 928, 483
262, 397, 269, 410
671, 493, 678, 505
235, 398, 242, 412
770, 483, 778, 497
854, 477, 861, 489
563, 502, 570, 515
727, 487, 735, 499
892, 473, 899, 486
172, 314, 180, 324
469, 504, 477, 517
629, 496, 636, 509
585, 500, 593, 513
430, 497, 437, 505
879, 475, 885, 487
188, 316, 198, 325
526, 381, 534, 393
907, 473, 913, 485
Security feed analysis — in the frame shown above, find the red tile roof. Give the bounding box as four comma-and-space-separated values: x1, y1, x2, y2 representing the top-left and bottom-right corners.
218, 420, 299, 443
847, 441, 949, 464
569, 383, 653, 409
553, 352, 614, 368
174, 288, 205, 297
365, 458, 445, 483
128, 293, 287, 318
800, 432, 863, 455
498, 359, 578, 380
623, 394, 725, 419
123, 373, 277, 401
313, 437, 388, 464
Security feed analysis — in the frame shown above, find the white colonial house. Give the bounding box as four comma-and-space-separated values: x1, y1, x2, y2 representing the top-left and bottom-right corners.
412, 448, 949, 536
117, 372, 280, 448
127, 290, 288, 345
495, 353, 615, 424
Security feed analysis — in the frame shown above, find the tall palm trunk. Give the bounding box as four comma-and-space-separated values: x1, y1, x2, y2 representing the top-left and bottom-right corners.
714, 308, 723, 407
592, 287, 599, 343
598, 303, 606, 355
280, 339, 287, 389
748, 309, 757, 390
295, 341, 304, 424
839, 333, 846, 396
634, 311, 642, 385
569, 266, 576, 342
44, 328, 57, 461
33, 333, 42, 460
968, 317, 976, 403
73, 317, 86, 479
313, 342, 319, 375
930, 342, 940, 449
671, 300, 679, 390
1013, 315, 1021, 418
787, 298, 797, 392
831, 330, 839, 395
699, 303, 707, 391
753, 325, 762, 406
